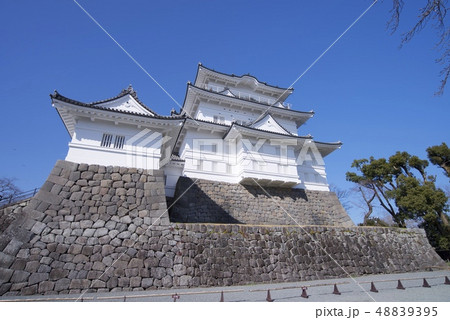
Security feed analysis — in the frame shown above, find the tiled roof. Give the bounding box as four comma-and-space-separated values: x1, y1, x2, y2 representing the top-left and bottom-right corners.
197, 63, 294, 92
51, 87, 185, 120
185, 84, 314, 116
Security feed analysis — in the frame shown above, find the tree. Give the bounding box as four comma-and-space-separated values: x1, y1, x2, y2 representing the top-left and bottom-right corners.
427, 142, 450, 179
388, 0, 449, 95
329, 184, 352, 211
0, 178, 21, 202
346, 150, 449, 249
356, 186, 377, 225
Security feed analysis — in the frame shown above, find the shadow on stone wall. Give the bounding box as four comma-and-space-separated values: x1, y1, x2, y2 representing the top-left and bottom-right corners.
168, 178, 242, 224
169, 177, 354, 226
241, 184, 308, 201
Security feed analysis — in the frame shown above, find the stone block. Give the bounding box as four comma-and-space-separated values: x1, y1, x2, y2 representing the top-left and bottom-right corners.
91, 280, 106, 288
68, 244, 83, 255
94, 228, 108, 237
92, 261, 106, 271
83, 228, 96, 237
159, 257, 173, 268
128, 258, 143, 269
49, 268, 69, 280
151, 267, 166, 280
141, 278, 153, 288
120, 216, 132, 224
81, 171, 94, 180
111, 173, 122, 181
173, 264, 187, 276
118, 277, 129, 287
28, 272, 49, 285
0, 267, 14, 284
21, 284, 38, 296
162, 275, 172, 287
54, 278, 71, 291
3, 239, 23, 256
179, 275, 192, 287
69, 279, 90, 289
0, 252, 14, 268
24, 261, 41, 273
38, 281, 55, 293
36, 190, 63, 206
101, 245, 114, 256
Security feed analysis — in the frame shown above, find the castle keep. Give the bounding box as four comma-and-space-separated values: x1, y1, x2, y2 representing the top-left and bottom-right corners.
0, 66, 445, 296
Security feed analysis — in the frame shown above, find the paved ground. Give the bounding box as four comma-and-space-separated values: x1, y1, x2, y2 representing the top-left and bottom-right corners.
1, 270, 449, 302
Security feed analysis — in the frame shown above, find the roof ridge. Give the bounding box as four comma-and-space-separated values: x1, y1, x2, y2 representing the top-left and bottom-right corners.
51, 90, 185, 120
51, 87, 163, 117
198, 63, 294, 92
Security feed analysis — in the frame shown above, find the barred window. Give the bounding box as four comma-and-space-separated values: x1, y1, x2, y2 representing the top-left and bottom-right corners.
101, 133, 113, 147
114, 135, 125, 149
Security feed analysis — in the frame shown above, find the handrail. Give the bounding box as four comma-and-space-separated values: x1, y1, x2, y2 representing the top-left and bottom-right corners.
0, 188, 38, 207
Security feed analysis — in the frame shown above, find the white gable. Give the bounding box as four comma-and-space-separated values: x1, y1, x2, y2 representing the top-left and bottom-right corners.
251, 114, 291, 135
220, 88, 236, 97
96, 94, 155, 116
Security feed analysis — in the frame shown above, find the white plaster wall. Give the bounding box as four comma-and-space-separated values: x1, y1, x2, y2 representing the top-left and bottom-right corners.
66, 118, 162, 170
163, 163, 184, 197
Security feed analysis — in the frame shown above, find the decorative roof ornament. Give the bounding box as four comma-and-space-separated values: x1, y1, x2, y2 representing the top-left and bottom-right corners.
126, 84, 135, 94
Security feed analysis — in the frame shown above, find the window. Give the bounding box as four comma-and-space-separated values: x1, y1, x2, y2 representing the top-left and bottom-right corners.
101, 134, 113, 147
114, 135, 125, 149
101, 133, 125, 149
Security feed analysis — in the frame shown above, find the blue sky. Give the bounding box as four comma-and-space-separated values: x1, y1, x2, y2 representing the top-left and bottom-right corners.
1, 1, 448, 224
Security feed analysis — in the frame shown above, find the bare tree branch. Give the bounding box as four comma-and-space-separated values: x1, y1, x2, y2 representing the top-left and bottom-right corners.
387, 0, 449, 95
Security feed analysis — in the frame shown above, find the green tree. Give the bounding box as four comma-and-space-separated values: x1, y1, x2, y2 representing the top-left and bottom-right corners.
346, 151, 449, 249
426, 142, 450, 179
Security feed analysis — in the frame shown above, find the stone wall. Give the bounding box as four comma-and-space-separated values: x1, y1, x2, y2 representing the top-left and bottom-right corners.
0, 161, 445, 296
0, 199, 31, 233
169, 177, 354, 227
0, 160, 169, 295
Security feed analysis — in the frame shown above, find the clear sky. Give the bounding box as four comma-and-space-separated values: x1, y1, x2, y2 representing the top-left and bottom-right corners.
1, 1, 448, 224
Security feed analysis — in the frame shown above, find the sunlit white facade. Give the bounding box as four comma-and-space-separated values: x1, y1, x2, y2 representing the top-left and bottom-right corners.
52, 64, 342, 196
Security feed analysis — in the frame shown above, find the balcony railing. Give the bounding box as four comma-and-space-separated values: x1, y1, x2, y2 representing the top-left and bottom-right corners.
205, 84, 291, 109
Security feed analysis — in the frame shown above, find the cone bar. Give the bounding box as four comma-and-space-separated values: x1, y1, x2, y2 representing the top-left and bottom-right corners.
423, 278, 431, 288
220, 291, 224, 302
266, 290, 274, 302
332, 284, 341, 295
301, 286, 309, 299
445, 276, 450, 285
397, 280, 405, 290
370, 282, 379, 293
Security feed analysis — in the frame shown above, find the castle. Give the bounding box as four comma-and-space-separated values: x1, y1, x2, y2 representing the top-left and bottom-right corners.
0, 65, 443, 297
51, 64, 342, 198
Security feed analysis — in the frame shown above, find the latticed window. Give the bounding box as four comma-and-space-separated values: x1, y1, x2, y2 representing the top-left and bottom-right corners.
101, 133, 113, 147
101, 133, 125, 149
114, 135, 125, 149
